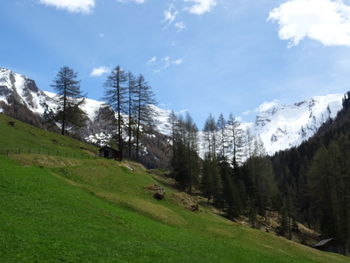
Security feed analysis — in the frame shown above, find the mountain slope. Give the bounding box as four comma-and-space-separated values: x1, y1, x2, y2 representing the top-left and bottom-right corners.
0, 114, 349, 263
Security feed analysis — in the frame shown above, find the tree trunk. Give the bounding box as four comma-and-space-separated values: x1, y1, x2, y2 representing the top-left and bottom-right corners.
62, 79, 67, 136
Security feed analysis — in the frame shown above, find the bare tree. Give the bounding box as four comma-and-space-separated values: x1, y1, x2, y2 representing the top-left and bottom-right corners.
51, 66, 86, 136
103, 66, 128, 160
134, 74, 156, 160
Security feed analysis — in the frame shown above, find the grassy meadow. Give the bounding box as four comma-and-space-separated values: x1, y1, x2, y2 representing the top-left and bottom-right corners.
0, 113, 349, 263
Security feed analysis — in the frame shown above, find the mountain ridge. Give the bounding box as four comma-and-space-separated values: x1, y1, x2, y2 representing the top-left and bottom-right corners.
0, 67, 344, 157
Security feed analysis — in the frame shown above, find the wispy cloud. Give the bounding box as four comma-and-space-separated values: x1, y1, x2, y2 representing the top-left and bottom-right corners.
175, 21, 186, 32
146, 56, 184, 73
184, 0, 217, 15
146, 56, 157, 65
163, 4, 187, 32
39, 0, 95, 14
116, 0, 145, 4
90, 66, 110, 77
163, 4, 178, 25
269, 0, 350, 47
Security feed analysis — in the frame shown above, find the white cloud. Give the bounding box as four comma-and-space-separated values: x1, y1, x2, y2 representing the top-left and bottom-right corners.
184, 0, 217, 15
146, 56, 157, 65
164, 4, 178, 25
175, 21, 186, 32
116, 0, 145, 3
269, 0, 350, 47
39, 0, 95, 14
90, 66, 110, 77
172, 58, 184, 65
163, 4, 187, 32
146, 56, 184, 73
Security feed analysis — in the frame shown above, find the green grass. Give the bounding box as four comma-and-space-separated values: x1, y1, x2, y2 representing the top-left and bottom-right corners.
0, 113, 97, 157
0, 114, 350, 262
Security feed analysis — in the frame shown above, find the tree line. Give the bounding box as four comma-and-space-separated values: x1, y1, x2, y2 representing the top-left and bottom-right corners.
169, 111, 278, 225
272, 92, 350, 253
169, 93, 350, 254
50, 65, 156, 161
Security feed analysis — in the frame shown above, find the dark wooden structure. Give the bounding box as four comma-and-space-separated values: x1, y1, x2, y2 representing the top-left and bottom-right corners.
313, 238, 346, 255
99, 146, 120, 160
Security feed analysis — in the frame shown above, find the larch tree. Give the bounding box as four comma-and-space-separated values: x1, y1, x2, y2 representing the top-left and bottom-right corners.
227, 113, 244, 168
104, 66, 128, 160
203, 114, 218, 159
134, 74, 156, 161
52, 66, 86, 136
127, 72, 137, 158
217, 113, 227, 158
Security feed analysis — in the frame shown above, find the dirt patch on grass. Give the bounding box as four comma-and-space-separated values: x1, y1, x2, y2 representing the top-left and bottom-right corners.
10, 154, 83, 168
171, 192, 199, 212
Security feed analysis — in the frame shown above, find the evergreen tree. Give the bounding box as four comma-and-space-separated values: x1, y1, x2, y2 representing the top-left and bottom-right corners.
218, 156, 241, 218
171, 113, 200, 193
51, 66, 86, 135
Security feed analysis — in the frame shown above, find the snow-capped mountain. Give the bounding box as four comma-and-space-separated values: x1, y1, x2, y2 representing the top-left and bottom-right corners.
246, 94, 344, 155
0, 67, 345, 157
0, 67, 56, 115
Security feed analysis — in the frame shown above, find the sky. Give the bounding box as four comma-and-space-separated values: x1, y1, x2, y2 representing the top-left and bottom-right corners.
1, 0, 350, 126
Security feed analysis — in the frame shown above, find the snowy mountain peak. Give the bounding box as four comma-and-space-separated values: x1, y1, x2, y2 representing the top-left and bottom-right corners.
250, 94, 344, 154
0, 68, 54, 115
0, 67, 346, 157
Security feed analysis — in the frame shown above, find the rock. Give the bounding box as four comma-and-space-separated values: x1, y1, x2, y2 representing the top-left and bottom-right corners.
147, 184, 165, 201
189, 203, 199, 212
153, 192, 165, 200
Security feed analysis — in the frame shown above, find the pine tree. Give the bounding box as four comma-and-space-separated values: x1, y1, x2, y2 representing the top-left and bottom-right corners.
104, 66, 128, 159
171, 113, 200, 193
51, 66, 86, 136
218, 156, 241, 218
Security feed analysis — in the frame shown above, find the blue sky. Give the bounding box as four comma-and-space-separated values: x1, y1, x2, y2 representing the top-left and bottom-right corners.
1, 0, 350, 126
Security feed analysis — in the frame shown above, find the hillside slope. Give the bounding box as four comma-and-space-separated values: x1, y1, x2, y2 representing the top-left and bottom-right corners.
0, 114, 349, 262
